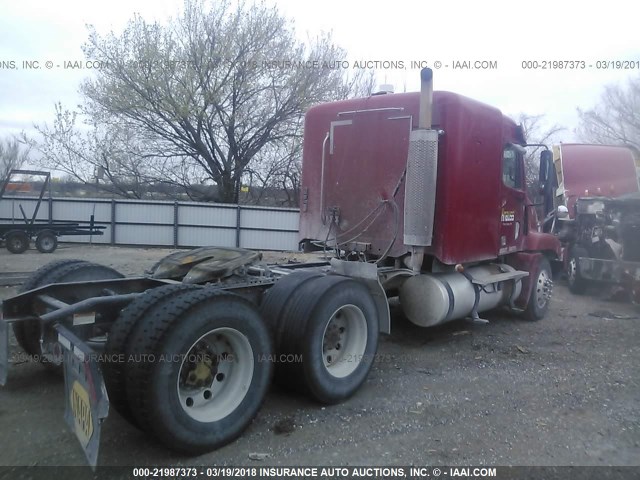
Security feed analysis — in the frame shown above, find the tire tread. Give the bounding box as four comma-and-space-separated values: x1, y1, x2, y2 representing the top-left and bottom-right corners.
103, 283, 201, 423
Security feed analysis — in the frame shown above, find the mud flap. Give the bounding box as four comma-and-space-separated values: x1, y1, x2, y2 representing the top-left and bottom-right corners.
56, 324, 109, 469
0, 318, 8, 386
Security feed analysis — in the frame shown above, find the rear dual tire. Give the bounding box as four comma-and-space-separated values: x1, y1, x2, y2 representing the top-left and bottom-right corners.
111, 288, 272, 454
103, 283, 202, 424
261, 273, 379, 404
13, 260, 123, 364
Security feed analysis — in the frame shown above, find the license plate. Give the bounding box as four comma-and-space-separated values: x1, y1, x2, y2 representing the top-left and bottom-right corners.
71, 380, 94, 447
56, 326, 109, 468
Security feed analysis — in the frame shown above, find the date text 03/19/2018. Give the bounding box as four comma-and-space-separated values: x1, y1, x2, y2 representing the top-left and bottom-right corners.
521, 60, 640, 69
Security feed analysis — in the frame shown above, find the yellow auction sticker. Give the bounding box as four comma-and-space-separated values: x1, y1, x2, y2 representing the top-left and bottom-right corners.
501, 210, 515, 222
70, 380, 93, 447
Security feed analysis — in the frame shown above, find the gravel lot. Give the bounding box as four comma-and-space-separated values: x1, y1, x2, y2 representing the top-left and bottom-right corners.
0, 245, 639, 469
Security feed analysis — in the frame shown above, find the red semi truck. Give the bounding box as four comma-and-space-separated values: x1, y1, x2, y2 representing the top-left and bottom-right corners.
552, 143, 639, 217
0, 69, 560, 466
547, 144, 640, 300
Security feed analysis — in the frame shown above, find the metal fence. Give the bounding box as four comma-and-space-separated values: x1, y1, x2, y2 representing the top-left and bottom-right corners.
0, 196, 300, 251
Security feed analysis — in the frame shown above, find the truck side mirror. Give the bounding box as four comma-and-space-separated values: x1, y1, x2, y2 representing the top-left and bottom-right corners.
539, 149, 552, 183
538, 149, 555, 217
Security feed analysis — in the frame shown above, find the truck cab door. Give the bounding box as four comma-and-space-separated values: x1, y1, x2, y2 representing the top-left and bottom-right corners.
499, 144, 526, 255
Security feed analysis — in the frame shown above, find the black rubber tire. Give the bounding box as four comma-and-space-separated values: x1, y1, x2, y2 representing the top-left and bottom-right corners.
13, 261, 123, 367
276, 275, 379, 404
103, 283, 201, 424
260, 271, 326, 391
39, 261, 125, 304
47, 262, 123, 281
260, 271, 325, 342
5, 230, 29, 254
524, 257, 553, 321
20, 259, 88, 293
35, 230, 58, 253
124, 289, 273, 454
567, 246, 589, 294
13, 259, 90, 356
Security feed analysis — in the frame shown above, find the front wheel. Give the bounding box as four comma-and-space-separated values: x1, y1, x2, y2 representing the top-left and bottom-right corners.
125, 289, 273, 454
524, 257, 553, 321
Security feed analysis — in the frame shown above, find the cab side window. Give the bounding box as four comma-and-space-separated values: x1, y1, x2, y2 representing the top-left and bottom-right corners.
502, 146, 523, 189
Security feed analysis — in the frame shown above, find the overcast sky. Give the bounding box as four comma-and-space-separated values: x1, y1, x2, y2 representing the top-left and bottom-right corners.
1, 0, 639, 142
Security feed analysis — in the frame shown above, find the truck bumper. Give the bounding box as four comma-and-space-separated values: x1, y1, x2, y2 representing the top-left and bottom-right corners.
578, 257, 640, 296
578, 257, 640, 282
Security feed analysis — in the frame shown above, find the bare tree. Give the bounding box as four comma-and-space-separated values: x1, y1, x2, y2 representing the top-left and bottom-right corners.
518, 113, 566, 196
71, 0, 372, 204
577, 74, 640, 149
0, 136, 30, 183
29, 103, 158, 199
244, 132, 303, 206
245, 69, 376, 207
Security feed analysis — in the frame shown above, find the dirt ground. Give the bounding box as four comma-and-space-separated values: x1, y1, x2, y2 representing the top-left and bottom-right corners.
0, 245, 639, 469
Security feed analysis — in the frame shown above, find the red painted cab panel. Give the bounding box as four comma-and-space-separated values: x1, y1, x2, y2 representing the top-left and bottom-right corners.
299, 91, 535, 265
556, 143, 639, 217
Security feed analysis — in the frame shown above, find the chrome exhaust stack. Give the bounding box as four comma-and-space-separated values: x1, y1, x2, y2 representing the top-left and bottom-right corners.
403, 68, 439, 271
418, 67, 433, 129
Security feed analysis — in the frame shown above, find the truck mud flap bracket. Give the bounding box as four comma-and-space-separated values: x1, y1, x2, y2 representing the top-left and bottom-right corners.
329, 259, 391, 334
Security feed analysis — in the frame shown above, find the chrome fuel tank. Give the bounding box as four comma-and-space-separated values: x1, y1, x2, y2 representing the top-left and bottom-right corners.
399, 264, 522, 327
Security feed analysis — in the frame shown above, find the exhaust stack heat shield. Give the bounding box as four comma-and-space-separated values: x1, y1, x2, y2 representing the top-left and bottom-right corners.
404, 67, 438, 248
403, 129, 438, 247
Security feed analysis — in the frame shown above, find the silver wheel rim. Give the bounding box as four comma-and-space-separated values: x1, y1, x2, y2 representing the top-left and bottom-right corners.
40, 236, 55, 250
568, 257, 578, 285
535, 268, 553, 309
177, 327, 254, 422
321, 304, 368, 378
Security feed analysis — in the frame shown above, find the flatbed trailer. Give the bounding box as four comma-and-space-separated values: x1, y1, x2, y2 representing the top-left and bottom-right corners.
0, 169, 105, 253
